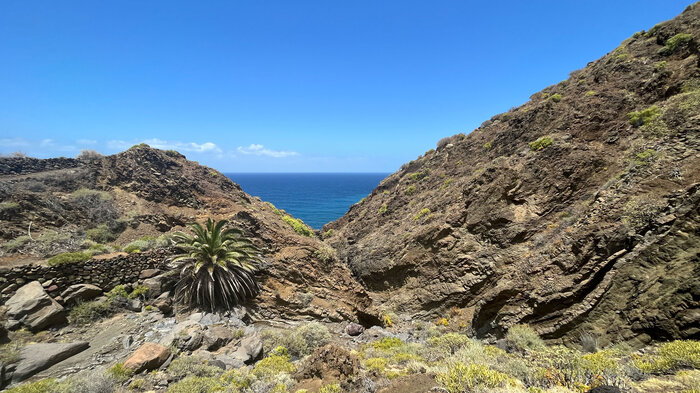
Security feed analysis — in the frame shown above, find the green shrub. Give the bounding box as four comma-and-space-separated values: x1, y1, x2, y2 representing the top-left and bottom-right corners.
315, 244, 338, 264
405, 185, 416, 195
264, 201, 282, 215
372, 337, 405, 351
628, 106, 660, 127
408, 169, 430, 182
506, 324, 546, 351
585, 90, 596, 96
550, 93, 562, 103
107, 362, 133, 383
529, 137, 553, 151
86, 224, 117, 243
167, 356, 225, 379
3, 235, 31, 252
442, 178, 453, 189
261, 322, 331, 358
220, 368, 253, 389
661, 33, 693, 55
3, 379, 56, 393
654, 61, 667, 71
581, 349, 622, 387
129, 285, 150, 299
436, 363, 515, 393
414, 208, 431, 221
318, 384, 342, 393
634, 149, 659, 165
251, 353, 295, 379
0, 201, 20, 214
635, 340, 700, 374
123, 239, 152, 253
47, 251, 91, 266
378, 204, 388, 214
282, 215, 314, 237
364, 357, 389, 372
623, 197, 664, 229
483, 142, 492, 150
428, 333, 472, 355
321, 229, 333, 239
166, 376, 222, 393
68, 301, 113, 325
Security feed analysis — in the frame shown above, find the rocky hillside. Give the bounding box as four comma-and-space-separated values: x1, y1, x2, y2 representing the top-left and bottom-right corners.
0, 144, 370, 323
325, 4, 700, 347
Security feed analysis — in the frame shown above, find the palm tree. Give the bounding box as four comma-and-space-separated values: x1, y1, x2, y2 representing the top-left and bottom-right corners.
172, 218, 261, 311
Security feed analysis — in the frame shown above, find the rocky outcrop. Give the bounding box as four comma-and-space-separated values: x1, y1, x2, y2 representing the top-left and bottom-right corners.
123, 342, 171, 373
5, 281, 66, 331
326, 6, 700, 345
60, 284, 102, 305
12, 341, 89, 382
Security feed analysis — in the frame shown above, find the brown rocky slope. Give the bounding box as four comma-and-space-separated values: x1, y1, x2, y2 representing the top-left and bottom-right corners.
324, 5, 700, 346
0, 145, 370, 323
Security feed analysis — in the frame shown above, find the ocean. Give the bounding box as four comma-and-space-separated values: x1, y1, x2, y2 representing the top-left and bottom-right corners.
226, 173, 389, 229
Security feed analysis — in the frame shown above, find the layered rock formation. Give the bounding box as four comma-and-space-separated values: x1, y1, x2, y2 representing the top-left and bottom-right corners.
325, 5, 700, 346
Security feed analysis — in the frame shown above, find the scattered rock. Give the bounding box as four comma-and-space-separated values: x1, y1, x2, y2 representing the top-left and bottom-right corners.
12, 341, 89, 383
228, 334, 263, 365
139, 269, 160, 279
123, 343, 171, 373
153, 292, 172, 315
204, 325, 236, 350
345, 322, 364, 336
296, 343, 360, 382
60, 284, 103, 305
587, 386, 622, 393
200, 313, 221, 326
5, 281, 66, 331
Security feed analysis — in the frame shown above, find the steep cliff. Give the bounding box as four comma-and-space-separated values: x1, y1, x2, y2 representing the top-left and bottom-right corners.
325, 5, 700, 346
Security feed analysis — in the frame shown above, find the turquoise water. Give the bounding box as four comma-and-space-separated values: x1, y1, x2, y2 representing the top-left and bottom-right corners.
226, 173, 389, 229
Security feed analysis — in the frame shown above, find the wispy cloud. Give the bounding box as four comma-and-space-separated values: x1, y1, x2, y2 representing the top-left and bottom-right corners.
236, 144, 299, 158
0, 138, 29, 147
107, 138, 222, 153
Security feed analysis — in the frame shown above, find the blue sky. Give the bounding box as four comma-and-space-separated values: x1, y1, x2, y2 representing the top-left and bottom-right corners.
0, 1, 692, 172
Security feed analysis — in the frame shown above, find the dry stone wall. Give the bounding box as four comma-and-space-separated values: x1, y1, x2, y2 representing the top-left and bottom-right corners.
0, 157, 83, 176
0, 249, 172, 303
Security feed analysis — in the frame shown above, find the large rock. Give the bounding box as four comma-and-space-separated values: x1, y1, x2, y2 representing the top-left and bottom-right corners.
123, 343, 171, 373
5, 281, 66, 331
228, 334, 262, 365
12, 341, 89, 383
296, 344, 360, 382
60, 284, 103, 305
345, 323, 364, 336
203, 325, 236, 350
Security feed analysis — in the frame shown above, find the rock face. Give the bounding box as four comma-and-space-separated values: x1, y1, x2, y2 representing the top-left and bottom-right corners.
0, 145, 371, 324
123, 343, 171, 373
326, 7, 700, 345
12, 341, 89, 383
60, 284, 102, 305
5, 281, 66, 331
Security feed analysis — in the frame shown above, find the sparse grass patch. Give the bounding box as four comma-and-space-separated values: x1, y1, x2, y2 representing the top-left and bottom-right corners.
282, 215, 314, 237
252, 352, 296, 379
315, 244, 337, 265
107, 362, 134, 383
264, 201, 282, 215
483, 142, 492, 150
408, 169, 430, 182
414, 208, 431, 221
550, 93, 562, 103
529, 137, 553, 151
2, 235, 32, 252
167, 356, 225, 379
634, 149, 660, 166
261, 322, 331, 358
436, 362, 516, 393
379, 203, 388, 214
634, 340, 700, 374
405, 185, 416, 195
47, 251, 91, 266
442, 178, 453, 189
86, 224, 117, 243
660, 33, 693, 55
166, 376, 222, 393
68, 300, 113, 325
506, 324, 546, 352
3, 379, 56, 393
628, 106, 660, 127
585, 90, 596, 97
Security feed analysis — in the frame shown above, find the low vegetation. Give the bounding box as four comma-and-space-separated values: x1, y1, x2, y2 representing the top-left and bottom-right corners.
529, 136, 553, 151
628, 105, 660, 127
282, 215, 314, 237
46, 251, 92, 266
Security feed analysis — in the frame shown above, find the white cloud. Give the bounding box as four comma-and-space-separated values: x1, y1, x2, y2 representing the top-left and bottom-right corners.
236, 144, 299, 158
106, 138, 222, 154
0, 138, 29, 147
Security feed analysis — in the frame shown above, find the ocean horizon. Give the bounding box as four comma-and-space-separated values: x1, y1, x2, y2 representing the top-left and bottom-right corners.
226, 172, 389, 229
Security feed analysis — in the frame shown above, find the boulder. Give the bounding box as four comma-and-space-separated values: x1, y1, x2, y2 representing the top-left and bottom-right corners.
141, 277, 164, 299
296, 344, 360, 382
139, 269, 160, 279
60, 284, 103, 305
345, 323, 364, 336
5, 281, 66, 331
204, 325, 236, 350
123, 343, 171, 373
153, 292, 172, 315
229, 334, 262, 365
12, 341, 89, 383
